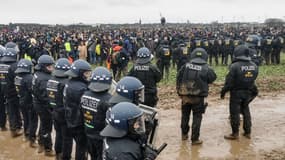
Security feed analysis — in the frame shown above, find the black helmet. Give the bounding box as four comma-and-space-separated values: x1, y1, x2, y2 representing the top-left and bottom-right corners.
88, 67, 112, 92
65, 59, 91, 78
109, 76, 144, 105
15, 59, 33, 74
100, 102, 144, 138
1, 48, 18, 62
190, 48, 208, 64
136, 47, 153, 64
52, 58, 71, 77
233, 45, 251, 61
35, 55, 55, 70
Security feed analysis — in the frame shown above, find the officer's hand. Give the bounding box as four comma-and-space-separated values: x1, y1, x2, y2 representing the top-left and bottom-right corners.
144, 146, 158, 160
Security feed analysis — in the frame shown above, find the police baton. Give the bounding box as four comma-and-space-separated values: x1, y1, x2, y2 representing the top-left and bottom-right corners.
156, 143, 167, 155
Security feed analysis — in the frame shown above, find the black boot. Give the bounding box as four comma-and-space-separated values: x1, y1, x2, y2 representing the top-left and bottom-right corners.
224, 133, 239, 140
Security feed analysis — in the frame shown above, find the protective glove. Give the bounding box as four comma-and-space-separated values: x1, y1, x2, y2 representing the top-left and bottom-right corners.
144, 145, 158, 160
220, 90, 226, 99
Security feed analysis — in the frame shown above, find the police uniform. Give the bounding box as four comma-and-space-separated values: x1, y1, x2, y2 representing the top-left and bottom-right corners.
156, 42, 171, 80
271, 37, 283, 64
64, 78, 88, 160
103, 137, 143, 160
64, 59, 91, 160
33, 69, 53, 150
81, 90, 112, 160
15, 71, 37, 140
4, 60, 23, 135
262, 37, 273, 65
47, 76, 73, 159
101, 102, 158, 160
208, 38, 219, 65
0, 58, 8, 130
176, 43, 191, 71
128, 53, 162, 107
221, 45, 258, 139
176, 48, 217, 144
223, 38, 234, 65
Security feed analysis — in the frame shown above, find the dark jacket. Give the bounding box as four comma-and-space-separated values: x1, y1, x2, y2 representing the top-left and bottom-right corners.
15, 73, 33, 107
221, 59, 258, 94
64, 78, 88, 128
5, 62, 18, 99
81, 90, 111, 139
176, 59, 217, 97
46, 76, 68, 123
103, 137, 143, 160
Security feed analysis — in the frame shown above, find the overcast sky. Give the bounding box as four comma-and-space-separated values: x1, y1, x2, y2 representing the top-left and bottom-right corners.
1, 0, 284, 24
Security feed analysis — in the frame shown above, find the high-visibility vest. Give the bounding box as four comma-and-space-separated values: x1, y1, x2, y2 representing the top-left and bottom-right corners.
24, 54, 32, 60
64, 42, 71, 52
96, 44, 101, 55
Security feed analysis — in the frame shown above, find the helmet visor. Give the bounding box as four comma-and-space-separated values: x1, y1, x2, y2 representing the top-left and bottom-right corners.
129, 115, 145, 135
135, 85, 145, 103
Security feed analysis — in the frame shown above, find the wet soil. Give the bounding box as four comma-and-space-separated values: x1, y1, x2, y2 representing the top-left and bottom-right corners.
0, 88, 284, 160
155, 86, 285, 160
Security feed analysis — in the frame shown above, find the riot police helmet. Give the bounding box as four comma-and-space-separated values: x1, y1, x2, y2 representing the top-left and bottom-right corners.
1, 48, 18, 62
0, 45, 5, 58
5, 42, 18, 50
65, 59, 91, 79
15, 59, 33, 74
52, 58, 71, 77
34, 55, 55, 70
109, 76, 144, 105
190, 48, 208, 64
136, 47, 153, 64
233, 45, 251, 61
88, 67, 112, 92
100, 102, 145, 138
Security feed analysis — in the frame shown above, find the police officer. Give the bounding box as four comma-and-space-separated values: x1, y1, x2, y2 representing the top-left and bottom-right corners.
80, 67, 112, 160
221, 45, 258, 140
46, 58, 73, 160
156, 40, 171, 80
0, 46, 7, 131
32, 55, 55, 156
262, 36, 273, 65
100, 102, 158, 160
223, 37, 234, 65
272, 36, 283, 64
14, 59, 38, 146
176, 42, 191, 72
128, 47, 162, 107
209, 37, 219, 66
64, 59, 91, 160
176, 48, 217, 145
245, 35, 263, 66
1, 48, 23, 137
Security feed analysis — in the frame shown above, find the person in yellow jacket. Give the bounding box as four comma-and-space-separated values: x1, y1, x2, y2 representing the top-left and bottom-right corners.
95, 39, 102, 65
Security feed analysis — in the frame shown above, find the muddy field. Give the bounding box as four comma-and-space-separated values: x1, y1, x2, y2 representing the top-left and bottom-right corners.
156, 86, 285, 160
0, 86, 284, 160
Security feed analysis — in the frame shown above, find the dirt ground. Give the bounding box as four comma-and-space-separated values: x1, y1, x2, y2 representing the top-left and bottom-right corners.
155, 85, 285, 160
0, 86, 284, 160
